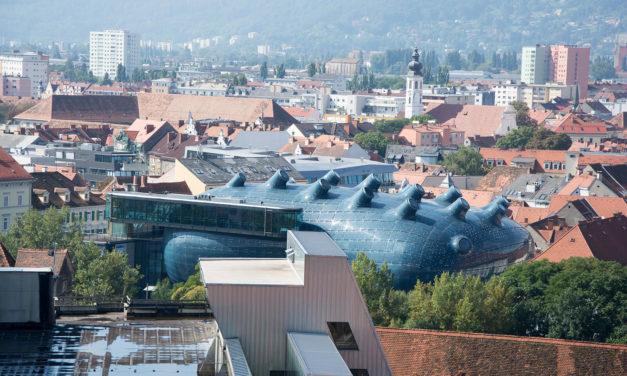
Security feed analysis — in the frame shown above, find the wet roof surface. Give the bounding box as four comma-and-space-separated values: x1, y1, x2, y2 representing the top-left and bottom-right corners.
0, 315, 218, 375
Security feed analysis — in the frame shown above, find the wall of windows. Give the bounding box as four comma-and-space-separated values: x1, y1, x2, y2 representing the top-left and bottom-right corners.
107, 194, 302, 238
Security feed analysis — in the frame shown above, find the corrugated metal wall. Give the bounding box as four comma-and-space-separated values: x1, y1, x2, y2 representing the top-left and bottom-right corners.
205, 253, 392, 375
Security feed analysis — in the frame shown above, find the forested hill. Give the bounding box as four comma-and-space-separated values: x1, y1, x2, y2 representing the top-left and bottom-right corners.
2, 0, 625, 55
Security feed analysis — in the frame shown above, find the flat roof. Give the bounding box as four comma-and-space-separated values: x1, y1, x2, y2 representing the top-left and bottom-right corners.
200, 258, 303, 286
287, 332, 352, 375
290, 231, 346, 257
0, 267, 51, 273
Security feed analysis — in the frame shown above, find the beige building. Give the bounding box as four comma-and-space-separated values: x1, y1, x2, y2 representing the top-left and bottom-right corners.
0, 149, 33, 233
0, 51, 49, 97
326, 58, 361, 76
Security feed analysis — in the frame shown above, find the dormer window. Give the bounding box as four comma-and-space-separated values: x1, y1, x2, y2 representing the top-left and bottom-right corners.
34, 189, 49, 204
54, 188, 70, 203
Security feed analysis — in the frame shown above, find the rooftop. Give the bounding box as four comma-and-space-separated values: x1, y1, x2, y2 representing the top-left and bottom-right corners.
289, 230, 346, 257
200, 258, 303, 286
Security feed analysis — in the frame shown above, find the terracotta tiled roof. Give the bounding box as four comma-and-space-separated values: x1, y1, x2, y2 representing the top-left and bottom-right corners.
427, 187, 495, 207
125, 119, 174, 145
535, 215, 627, 265
427, 104, 512, 137
548, 195, 627, 219
0, 147, 32, 181
475, 166, 529, 193
479, 148, 567, 173
552, 113, 607, 134
425, 103, 463, 124
282, 106, 318, 118
14, 95, 139, 124
0, 242, 15, 267
136, 93, 297, 125
528, 109, 552, 124
376, 327, 627, 376
105, 176, 191, 195
558, 174, 597, 195
609, 112, 626, 129
148, 132, 210, 160
15, 248, 73, 275
578, 154, 627, 166
507, 205, 550, 224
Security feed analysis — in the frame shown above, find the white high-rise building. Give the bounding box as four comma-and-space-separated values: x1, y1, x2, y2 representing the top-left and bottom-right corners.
521, 45, 550, 84
0, 52, 49, 97
89, 30, 140, 79
405, 48, 424, 118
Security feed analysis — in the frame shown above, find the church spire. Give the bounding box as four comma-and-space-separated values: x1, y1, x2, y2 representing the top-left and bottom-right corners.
408, 47, 423, 76
572, 81, 579, 113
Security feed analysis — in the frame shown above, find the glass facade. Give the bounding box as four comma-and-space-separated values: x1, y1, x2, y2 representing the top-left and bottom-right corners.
108, 194, 302, 238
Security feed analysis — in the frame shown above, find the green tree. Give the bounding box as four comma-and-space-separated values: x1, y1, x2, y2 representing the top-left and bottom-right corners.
151, 277, 173, 300
442, 146, 488, 175
526, 128, 572, 150
352, 252, 408, 326
170, 264, 205, 300
495, 126, 536, 149
260, 61, 268, 80
353, 131, 390, 155
116, 64, 127, 82
436, 65, 450, 85
306, 62, 316, 77
0, 207, 83, 260
101, 72, 113, 86
72, 242, 142, 297
411, 114, 434, 124
274, 64, 286, 78
510, 100, 537, 127
444, 51, 464, 70
590, 56, 616, 81
373, 118, 411, 133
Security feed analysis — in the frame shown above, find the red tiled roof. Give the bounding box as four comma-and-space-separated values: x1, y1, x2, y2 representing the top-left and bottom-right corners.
548, 195, 627, 218
552, 113, 607, 134
578, 154, 627, 166
535, 215, 627, 265
528, 109, 552, 124
0, 147, 32, 181
426, 103, 512, 137
126, 119, 174, 145
0, 242, 15, 267
507, 205, 550, 224
557, 174, 597, 195
479, 148, 567, 173
282, 106, 317, 118
376, 327, 627, 376
15, 248, 72, 275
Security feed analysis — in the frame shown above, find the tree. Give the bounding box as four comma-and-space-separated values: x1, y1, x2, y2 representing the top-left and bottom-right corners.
442, 146, 488, 175
101, 72, 112, 86
510, 100, 537, 127
352, 252, 408, 326
495, 126, 536, 149
260, 61, 268, 80
526, 128, 572, 150
444, 51, 464, 70
436, 65, 450, 85
306, 62, 316, 77
72, 242, 142, 297
274, 64, 286, 78
353, 131, 390, 155
373, 119, 411, 133
467, 50, 485, 70
590, 56, 617, 81
0, 207, 83, 260
116, 64, 127, 82
170, 264, 205, 300
151, 277, 173, 300
411, 114, 434, 124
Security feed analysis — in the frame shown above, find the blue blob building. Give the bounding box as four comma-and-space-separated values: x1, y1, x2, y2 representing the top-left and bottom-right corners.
155, 170, 532, 290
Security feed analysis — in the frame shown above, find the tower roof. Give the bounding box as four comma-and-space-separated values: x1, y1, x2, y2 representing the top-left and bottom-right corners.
408, 47, 423, 76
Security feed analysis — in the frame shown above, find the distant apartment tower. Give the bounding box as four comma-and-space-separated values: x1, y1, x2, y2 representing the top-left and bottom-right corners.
521, 44, 590, 98
521, 45, 549, 84
615, 33, 627, 77
0, 51, 49, 97
89, 30, 140, 79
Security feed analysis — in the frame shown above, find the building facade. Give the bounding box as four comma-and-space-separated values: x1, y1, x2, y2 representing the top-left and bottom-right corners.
0, 148, 33, 233
0, 52, 49, 97
89, 30, 140, 79
405, 48, 424, 118
521, 45, 550, 84
0, 75, 31, 97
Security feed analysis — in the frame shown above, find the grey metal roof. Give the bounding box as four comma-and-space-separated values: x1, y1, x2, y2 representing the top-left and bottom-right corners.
229, 131, 291, 152
286, 332, 352, 375
0, 134, 43, 149
422, 175, 483, 190
289, 158, 396, 180
179, 156, 304, 185
290, 231, 346, 258
502, 173, 568, 201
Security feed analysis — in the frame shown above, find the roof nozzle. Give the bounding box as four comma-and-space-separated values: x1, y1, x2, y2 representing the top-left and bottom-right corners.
322, 170, 341, 186
434, 186, 462, 205
480, 199, 509, 225
395, 198, 420, 219
302, 178, 331, 200
447, 198, 470, 220
357, 174, 381, 192
265, 169, 289, 189
226, 172, 246, 187
403, 184, 425, 202
347, 187, 374, 209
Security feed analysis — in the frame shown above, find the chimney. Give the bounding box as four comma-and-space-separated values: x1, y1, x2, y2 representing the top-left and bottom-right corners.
131, 175, 139, 192
289, 137, 295, 144
140, 175, 147, 188
327, 141, 333, 148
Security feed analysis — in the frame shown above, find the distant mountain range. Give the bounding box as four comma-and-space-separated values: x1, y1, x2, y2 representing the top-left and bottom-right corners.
2, 0, 625, 56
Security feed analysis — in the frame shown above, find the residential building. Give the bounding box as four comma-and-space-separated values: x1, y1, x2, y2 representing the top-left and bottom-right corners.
377, 327, 626, 376
614, 33, 627, 77
30, 172, 107, 234
426, 103, 517, 136
199, 230, 393, 375
547, 195, 627, 221
0, 51, 49, 97
176, 82, 228, 96
521, 44, 590, 98
0, 148, 34, 232
0, 75, 31, 97
551, 113, 608, 144
122, 118, 176, 153
479, 148, 568, 173
502, 173, 569, 207
89, 29, 140, 79
151, 77, 173, 94
14, 248, 74, 297
557, 171, 621, 198
535, 215, 627, 265
492, 81, 523, 106
397, 124, 465, 147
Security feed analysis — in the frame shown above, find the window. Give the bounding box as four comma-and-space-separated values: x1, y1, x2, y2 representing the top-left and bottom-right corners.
17, 193, 23, 206
2, 216, 8, 231
544, 161, 551, 170
327, 322, 358, 350
3, 195, 8, 207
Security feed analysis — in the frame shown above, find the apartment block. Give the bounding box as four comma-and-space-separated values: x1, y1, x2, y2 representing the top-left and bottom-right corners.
521, 45, 550, 84
0, 52, 49, 97
89, 29, 140, 78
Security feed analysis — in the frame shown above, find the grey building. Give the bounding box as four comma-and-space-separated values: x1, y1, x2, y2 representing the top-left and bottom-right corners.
200, 230, 392, 375
502, 173, 569, 207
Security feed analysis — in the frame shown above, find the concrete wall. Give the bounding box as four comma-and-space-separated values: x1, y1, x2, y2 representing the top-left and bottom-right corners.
0, 268, 54, 326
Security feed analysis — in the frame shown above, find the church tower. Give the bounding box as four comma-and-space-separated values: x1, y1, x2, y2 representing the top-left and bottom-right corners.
405, 47, 424, 118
